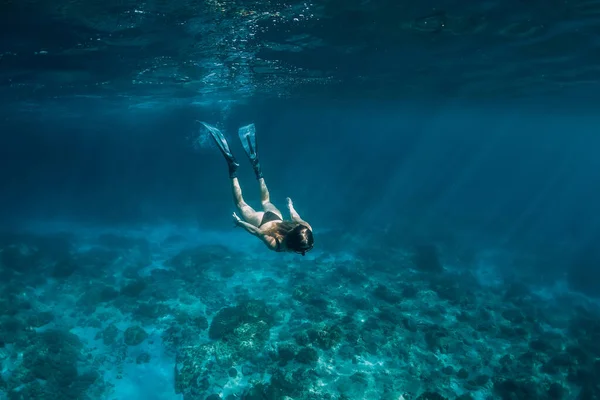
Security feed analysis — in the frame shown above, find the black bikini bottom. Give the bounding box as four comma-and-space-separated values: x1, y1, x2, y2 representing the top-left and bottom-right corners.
260, 211, 282, 227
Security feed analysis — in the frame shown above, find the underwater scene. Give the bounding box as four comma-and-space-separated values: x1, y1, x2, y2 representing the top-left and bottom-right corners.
2, 0, 600, 399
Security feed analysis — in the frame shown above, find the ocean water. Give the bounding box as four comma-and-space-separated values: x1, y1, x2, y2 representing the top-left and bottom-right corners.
2, 1, 600, 399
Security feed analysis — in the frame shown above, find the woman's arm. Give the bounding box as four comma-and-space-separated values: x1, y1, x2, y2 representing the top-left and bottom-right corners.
236, 220, 261, 236
234, 213, 280, 250
286, 197, 312, 231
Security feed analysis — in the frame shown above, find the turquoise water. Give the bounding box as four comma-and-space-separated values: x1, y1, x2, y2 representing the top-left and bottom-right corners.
2, 1, 600, 399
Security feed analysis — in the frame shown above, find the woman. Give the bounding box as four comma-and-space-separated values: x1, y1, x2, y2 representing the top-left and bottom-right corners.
200, 122, 314, 256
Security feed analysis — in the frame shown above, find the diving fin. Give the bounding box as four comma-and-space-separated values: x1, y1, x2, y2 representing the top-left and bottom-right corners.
238, 123, 263, 179
200, 121, 239, 178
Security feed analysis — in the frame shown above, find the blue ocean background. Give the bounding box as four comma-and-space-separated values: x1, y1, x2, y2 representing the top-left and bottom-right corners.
2, 0, 600, 399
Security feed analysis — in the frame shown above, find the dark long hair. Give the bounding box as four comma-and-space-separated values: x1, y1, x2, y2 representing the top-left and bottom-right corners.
269, 221, 314, 255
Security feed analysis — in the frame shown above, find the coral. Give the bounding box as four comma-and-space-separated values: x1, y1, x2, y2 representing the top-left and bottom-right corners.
373, 284, 402, 303
5, 329, 98, 398
75, 283, 121, 313
26, 311, 54, 328
51, 257, 78, 278
493, 377, 539, 399
295, 347, 318, 365
306, 323, 344, 350
208, 299, 274, 341
96, 323, 119, 345
136, 352, 151, 364
124, 326, 148, 346
412, 244, 443, 272
2, 229, 600, 400
174, 344, 213, 396
167, 244, 231, 271
277, 343, 297, 365
120, 278, 148, 297
337, 372, 370, 397
267, 369, 311, 398
417, 392, 447, 400
0, 317, 24, 344
133, 302, 172, 321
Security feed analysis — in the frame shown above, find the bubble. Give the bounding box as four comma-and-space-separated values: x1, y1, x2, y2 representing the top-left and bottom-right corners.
188, 120, 216, 150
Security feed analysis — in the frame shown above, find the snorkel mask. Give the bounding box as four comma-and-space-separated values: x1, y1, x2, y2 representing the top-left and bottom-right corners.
296, 244, 314, 256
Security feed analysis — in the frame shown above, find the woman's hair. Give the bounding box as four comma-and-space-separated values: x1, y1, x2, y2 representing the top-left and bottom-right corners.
270, 221, 314, 255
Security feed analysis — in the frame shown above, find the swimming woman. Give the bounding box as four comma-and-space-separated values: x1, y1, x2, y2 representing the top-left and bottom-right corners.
200, 122, 314, 256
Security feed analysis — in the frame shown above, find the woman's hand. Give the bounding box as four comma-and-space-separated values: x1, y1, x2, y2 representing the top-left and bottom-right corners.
286, 197, 293, 209
232, 212, 242, 227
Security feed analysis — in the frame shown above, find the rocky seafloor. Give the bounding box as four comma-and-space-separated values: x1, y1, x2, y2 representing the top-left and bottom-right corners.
0, 226, 599, 400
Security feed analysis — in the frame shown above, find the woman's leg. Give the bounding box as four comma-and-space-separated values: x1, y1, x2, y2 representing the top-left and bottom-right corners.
232, 177, 263, 227
236, 123, 281, 219
258, 177, 282, 218
202, 122, 266, 227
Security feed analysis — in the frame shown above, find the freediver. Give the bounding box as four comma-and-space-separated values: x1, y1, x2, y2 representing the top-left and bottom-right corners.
200, 122, 314, 256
